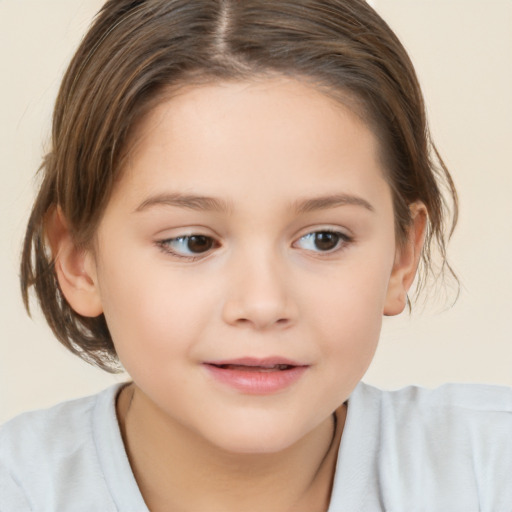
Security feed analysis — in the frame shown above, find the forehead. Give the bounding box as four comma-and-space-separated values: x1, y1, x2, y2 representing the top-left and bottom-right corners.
115, 77, 391, 213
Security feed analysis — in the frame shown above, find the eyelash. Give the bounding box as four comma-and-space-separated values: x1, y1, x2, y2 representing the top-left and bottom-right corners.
156, 235, 219, 261
156, 229, 353, 261
293, 230, 352, 254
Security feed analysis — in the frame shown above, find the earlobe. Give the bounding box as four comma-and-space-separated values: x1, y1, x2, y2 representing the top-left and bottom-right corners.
46, 207, 103, 317
383, 202, 427, 316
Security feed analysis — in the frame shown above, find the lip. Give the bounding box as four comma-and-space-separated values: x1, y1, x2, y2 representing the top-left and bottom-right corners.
203, 357, 309, 395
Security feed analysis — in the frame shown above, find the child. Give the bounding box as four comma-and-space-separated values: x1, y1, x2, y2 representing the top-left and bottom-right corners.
1, 0, 511, 510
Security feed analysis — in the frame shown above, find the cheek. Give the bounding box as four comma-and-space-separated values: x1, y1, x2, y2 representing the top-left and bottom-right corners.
95, 247, 220, 366
312, 288, 383, 359
303, 251, 393, 371
306, 248, 392, 322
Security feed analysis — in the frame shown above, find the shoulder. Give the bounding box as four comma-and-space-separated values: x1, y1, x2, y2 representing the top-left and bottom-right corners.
353, 380, 512, 432
371, 380, 512, 410
332, 382, 512, 511
0, 386, 118, 466
372, 382, 512, 456
354, 379, 512, 406
0, 385, 123, 511
1, 389, 99, 451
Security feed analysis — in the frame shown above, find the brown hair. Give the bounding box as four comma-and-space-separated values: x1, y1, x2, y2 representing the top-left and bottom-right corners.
21, 0, 458, 372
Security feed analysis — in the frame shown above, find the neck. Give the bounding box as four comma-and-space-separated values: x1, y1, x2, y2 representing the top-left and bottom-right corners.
117, 383, 346, 512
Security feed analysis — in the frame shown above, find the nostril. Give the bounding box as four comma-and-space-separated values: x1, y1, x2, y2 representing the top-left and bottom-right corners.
232, 316, 291, 329
222, 295, 296, 329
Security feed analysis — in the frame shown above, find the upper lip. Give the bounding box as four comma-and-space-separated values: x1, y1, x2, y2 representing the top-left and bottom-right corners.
204, 357, 308, 368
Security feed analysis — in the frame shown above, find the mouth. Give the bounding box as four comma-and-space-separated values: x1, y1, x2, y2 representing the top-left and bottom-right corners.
208, 363, 297, 372
203, 358, 309, 394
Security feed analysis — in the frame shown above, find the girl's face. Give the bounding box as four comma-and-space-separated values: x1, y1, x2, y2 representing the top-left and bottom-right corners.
80, 78, 419, 453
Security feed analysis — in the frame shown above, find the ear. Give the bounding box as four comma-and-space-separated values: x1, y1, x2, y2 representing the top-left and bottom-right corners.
46, 207, 103, 317
383, 202, 427, 316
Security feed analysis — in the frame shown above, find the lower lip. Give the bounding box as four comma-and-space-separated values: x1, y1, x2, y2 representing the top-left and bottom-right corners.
203, 364, 308, 394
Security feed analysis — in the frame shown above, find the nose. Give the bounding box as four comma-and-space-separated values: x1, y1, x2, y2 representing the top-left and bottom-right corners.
221, 249, 297, 330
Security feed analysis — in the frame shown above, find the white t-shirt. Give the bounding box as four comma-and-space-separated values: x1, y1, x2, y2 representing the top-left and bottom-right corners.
1, 382, 511, 511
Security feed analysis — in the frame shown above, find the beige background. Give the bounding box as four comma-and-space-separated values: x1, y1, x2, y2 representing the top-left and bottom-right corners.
1, 0, 511, 423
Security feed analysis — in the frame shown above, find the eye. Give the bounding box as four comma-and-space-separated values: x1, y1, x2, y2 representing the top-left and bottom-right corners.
157, 235, 217, 258
294, 230, 350, 253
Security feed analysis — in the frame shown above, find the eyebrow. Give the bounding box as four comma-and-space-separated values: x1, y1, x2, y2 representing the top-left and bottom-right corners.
134, 193, 232, 213
293, 194, 375, 214
134, 192, 374, 214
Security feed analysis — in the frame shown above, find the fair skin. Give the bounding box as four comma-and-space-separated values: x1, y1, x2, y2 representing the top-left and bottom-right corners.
50, 77, 426, 512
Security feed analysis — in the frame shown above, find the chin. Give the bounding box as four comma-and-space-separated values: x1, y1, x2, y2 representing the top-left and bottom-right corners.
203, 422, 305, 456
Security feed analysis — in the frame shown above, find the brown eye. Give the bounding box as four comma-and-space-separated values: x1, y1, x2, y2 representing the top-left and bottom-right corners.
186, 235, 214, 253
158, 235, 217, 258
295, 231, 350, 253
313, 232, 340, 251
